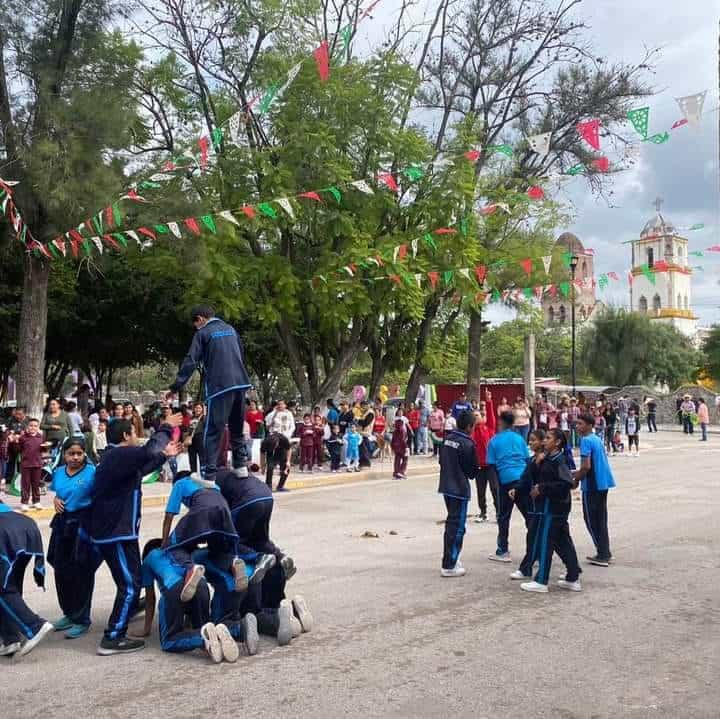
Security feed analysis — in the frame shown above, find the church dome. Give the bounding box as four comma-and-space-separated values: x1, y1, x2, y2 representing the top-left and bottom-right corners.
641, 213, 675, 238
556, 232, 584, 254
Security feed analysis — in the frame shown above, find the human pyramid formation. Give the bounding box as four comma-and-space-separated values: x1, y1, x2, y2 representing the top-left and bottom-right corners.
0, 306, 313, 661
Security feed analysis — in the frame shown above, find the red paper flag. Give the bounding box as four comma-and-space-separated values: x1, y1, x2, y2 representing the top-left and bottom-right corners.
69, 239, 79, 258
671, 118, 688, 130
534, 285, 543, 299
707, 245, 720, 252
389, 274, 402, 286
241, 206, 256, 219
69, 229, 84, 243
84, 220, 94, 235
198, 137, 210, 169
548, 285, 558, 298
105, 206, 114, 229
163, 161, 176, 171
653, 259, 669, 272
520, 258, 533, 275
313, 40, 330, 82
124, 189, 144, 202
628, 271, 634, 285
592, 157, 610, 173
481, 204, 497, 216
54, 238, 66, 256
577, 119, 601, 150
474, 265, 487, 283
428, 271, 439, 289
398, 244, 408, 260
573, 279, 583, 289
184, 217, 201, 235
607, 271, 619, 280
102, 234, 120, 250
379, 173, 399, 193
299, 191, 322, 202
464, 149, 481, 162
138, 227, 157, 241
434, 228, 457, 235
527, 186, 544, 201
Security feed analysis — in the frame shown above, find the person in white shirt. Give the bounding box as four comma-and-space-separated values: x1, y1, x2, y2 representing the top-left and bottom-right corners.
265, 399, 296, 440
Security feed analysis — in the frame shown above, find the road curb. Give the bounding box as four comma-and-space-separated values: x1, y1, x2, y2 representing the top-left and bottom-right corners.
6, 461, 439, 522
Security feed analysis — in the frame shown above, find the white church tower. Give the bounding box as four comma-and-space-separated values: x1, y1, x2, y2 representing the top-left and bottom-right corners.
629, 198, 697, 337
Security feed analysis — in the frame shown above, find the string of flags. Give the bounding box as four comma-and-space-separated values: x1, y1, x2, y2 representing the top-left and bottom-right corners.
0, 178, 37, 249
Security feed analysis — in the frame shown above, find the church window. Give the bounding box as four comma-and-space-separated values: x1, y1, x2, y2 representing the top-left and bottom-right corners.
548, 306, 555, 323
652, 294, 661, 311
558, 305, 566, 324
646, 247, 654, 267
684, 295, 689, 310
581, 261, 588, 278
677, 293, 682, 308
639, 296, 648, 313
665, 241, 672, 257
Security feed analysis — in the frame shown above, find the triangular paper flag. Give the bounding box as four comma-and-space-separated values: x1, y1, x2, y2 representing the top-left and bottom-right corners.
226, 111, 242, 143
167, 222, 181, 238
671, 118, 688, 130
277, 198, 295, 219
125, 230, 140, 244
464, 149, 481, 162
257, 203, 277, 219
645, 132, 669, 145
592, 157, 610, 173
428, 271, 439, 289
279, 62, 303, 95
324, 187, 342, 203
350, 180, 374, 194
91, 237, 103, 253
443, 270, 454, 285
577, 119, 601, 150
559, 282, 570, 297
527, 186, 544, 201
627, 107, 650, 139
299, 191, 322, 202
542, 255, 552, 274
533, 285, 543, 299
219, 211, 240, 226
520, 258, 532, 275
184, 218, 201, 235
258, 85, 279, 115
474, 265, 487, 284
458, 268, 471, 281
411, 238, 418, 258
378, 173, 399, 193
676, 91, 707, 125
241, 206, 256, 219
527, 132, 551, 155
313, 41, 330, 81
414, 273, 423, 288
201, 215, 217, 234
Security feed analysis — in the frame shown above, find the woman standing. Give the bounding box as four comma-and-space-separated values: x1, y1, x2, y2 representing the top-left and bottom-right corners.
512, 398, 532, 443
697, 398, 710, 441
48, 437, 102, 638
40, 399, 73, 450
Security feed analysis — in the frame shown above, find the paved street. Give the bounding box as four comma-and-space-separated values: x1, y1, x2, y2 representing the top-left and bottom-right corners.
3, 430, 719, 719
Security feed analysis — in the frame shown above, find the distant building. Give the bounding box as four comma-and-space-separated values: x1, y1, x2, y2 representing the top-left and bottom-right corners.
542, 232, 599, 326
629, 199, 697, 338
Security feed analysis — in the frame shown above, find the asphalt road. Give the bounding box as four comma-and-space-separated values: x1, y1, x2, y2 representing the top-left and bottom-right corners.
3, 430, 719, 718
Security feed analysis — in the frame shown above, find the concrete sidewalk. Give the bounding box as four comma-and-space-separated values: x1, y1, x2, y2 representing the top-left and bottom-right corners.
0, 453, 441, 521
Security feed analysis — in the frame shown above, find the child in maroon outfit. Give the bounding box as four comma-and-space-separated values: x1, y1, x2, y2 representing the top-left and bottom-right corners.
10, 419, 47, 510
299, 415, 315, 472
391, 417, 410, 479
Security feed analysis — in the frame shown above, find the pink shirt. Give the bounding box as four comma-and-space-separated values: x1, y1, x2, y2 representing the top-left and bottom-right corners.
698, 404, 710, 424
429, 409, 445, 431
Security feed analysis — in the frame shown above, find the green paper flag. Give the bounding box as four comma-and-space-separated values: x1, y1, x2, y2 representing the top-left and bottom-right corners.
48, 243, 60, 259
523, 287, 533, 299
489, 260, 506, 271
565, 163, 585, 176
443, 270, 454, 285
154, 224, 169, 234
689, 223, 704, 231
258, 85, 279, 115
92, 216, 103, 235
324, 187, 342, 203
211, 127, 223, 151
559, 281, 570, 297
487, 144, 513, 157
690, 250, 704, 257
339, 24, 352, 54
139, 181, 162, 190
82, 239, 91, 256
111, 203, 122, 227
402, 272, 415, 287
562, 251, 573, 268
645, 132, 669, 145
258, 203, 277, 219
201, 215, 216, 234
423, 233, 437, 251
403, 165, 424, 181
491, 288, 501, 302
460, 217, 468, 237
627, 107, 650, 139
112, 232, 128, 248
641, 263, 656, 284
598, 275, 608, 290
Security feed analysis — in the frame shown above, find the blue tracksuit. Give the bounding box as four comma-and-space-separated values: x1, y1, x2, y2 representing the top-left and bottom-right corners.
89, 427, 172, 640
170, 317, 252, 477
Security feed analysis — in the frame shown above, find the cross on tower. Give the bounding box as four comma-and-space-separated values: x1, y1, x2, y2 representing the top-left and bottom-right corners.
653, 196, 664, 213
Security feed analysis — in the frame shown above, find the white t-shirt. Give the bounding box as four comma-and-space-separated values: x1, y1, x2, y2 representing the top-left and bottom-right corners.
444, 416, 457, 431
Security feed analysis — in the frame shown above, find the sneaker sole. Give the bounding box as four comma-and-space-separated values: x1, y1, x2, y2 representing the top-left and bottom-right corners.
232, 559, 249, 592
180, 565, 205, 603
18, 622, 54, 657
280, 555, 296, 581
216, 623, 240, 663
557, 582, 583, 592
96, 643, 146, 656
240, 614, 259, 656
249, 554, 277, 586
291, 595, 314, 633
488, 555, 512, 563
201, 623, 223, 664
277, 602, 293, 646
520, 585, 549, 594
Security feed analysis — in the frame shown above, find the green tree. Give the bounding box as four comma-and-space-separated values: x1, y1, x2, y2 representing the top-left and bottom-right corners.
580, 307, 699, 388
702, 325, 720, 383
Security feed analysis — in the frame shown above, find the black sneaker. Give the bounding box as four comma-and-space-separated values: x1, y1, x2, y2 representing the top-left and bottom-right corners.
280, 554, 296, 581
249, 553, 277, 585
97, 636, 146, 655
586, 555, 610, 567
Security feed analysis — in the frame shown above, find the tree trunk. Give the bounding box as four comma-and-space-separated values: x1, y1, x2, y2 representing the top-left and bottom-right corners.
368, 349, 385, 403
405, 298, 441, 404
16, 255, 50, 417
466, 309, 485, 402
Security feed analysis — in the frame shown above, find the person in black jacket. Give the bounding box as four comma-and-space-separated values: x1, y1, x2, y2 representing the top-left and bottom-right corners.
169, 305, 252, 481
89, 415, 182, 655
509, 428, 581, 594
438, 411, 478, 577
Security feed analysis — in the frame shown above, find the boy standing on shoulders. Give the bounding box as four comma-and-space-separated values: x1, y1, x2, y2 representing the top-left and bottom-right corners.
438, 411, 478, 577
573, 414, 616, 567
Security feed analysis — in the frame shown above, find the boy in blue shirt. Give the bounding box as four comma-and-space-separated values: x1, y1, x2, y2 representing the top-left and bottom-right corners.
573, 414, 616, 566
138, 539, 258, 662
89, 415, 182, 655
486, 411, 531, 562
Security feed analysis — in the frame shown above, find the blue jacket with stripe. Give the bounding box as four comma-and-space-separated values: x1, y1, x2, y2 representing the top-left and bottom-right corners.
518, 452, 573, 517
170, 317, 251, 400
438, 430, 479, 500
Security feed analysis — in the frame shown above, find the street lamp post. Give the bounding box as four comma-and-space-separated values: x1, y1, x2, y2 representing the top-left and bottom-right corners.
569, 254, 579, 397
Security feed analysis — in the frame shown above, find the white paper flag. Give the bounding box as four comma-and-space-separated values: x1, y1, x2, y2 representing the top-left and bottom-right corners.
150, 173, 176, 182
125, 230, 140, 245
392, 246, 400, 263
411, 238, 418, 258
542, 255, 552, 274
676, 91, 707, 125
91, 237, 103, 253
351, 180, 374, 194
279, 62, 303, 96
277, 198, 295, 219
168, 222, 182, 238
226, 111, 243, 143
458, 268, 471, 281
0, 178, 19, 186
497, 203, 511, 214
414, 273, 423, 287
528, 132, 552, 155
218, 210, 240, 226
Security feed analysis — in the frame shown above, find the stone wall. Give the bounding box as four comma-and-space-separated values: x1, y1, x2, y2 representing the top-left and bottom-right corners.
605, 384, 718, 423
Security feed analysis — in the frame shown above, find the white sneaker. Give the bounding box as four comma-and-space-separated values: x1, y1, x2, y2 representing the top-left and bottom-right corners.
20, 504, 29, 512
557, 579, 582, 592
201, 623, 223, 663
510, 570, 529, 580
520, 581, 549, 593
18, 621, 54, 657
0, 641, 21, 656
488, 552, 512, 563
291, 595, 314, 633
440, 565, 466, 577
289, 615, 303, 638
277, 600, 293, 646
215, 622, 240, 662
239, 614, 259, 656
31, 502, 42, 510
474, 515, 487, 523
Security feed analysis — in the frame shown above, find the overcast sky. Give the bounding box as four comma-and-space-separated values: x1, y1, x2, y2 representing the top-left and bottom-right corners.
360, 0, 720, 326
